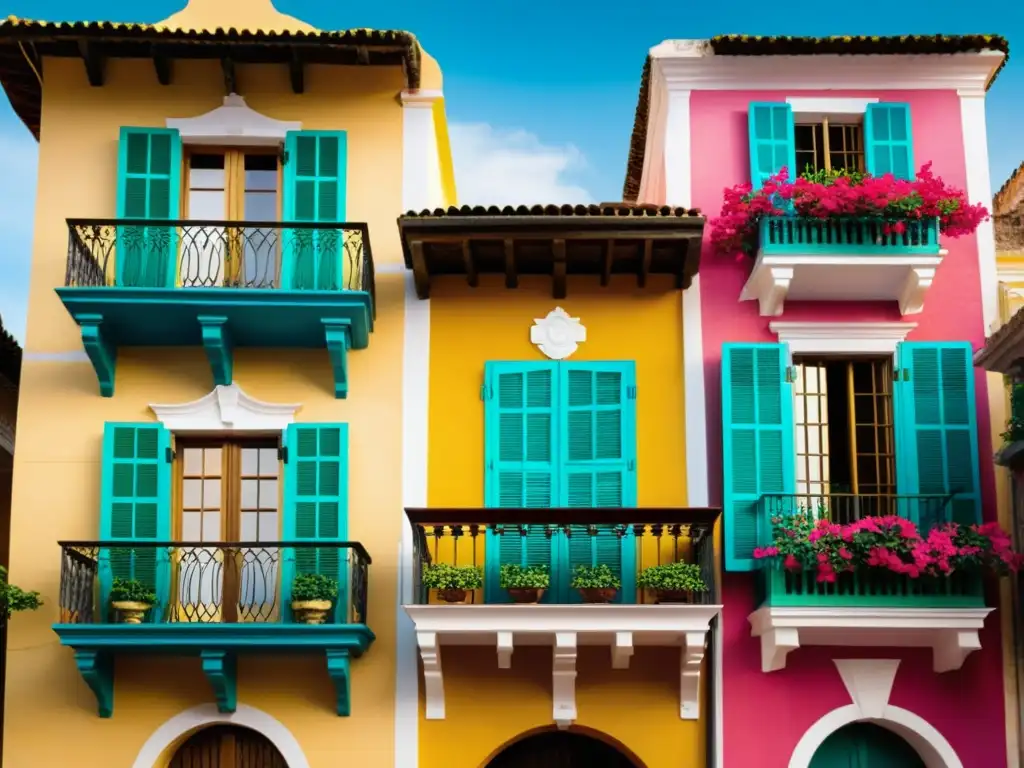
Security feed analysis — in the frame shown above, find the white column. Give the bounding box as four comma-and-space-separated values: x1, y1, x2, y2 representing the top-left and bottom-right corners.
400, 90, 446, 213
663, 89, 693, 209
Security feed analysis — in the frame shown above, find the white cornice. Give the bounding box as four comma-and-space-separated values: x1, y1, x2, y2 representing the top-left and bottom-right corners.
769, 321, 917, 355
650, 48, 1003, 94
150, 383, 301, 433
399, 90, 445, 108
167, 94, 300, 146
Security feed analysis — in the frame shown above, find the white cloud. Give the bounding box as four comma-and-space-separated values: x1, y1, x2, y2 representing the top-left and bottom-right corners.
0, 122, 38, 345
448, 123, 593, 207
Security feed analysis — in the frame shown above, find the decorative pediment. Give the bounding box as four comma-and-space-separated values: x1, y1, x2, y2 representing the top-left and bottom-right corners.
166, 94, 301, 146
150, 383, 301, 432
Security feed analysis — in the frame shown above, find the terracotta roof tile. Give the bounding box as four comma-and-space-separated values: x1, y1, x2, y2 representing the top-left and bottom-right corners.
0, 315, 21, 387
402, 203, 702, 219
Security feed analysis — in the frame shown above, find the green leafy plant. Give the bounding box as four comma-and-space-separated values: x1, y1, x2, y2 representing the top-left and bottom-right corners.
570, 564, 621, 589
637, 562, 707, 593
109, 577, 157, 605
0, 566, 42, 618
421, 563, 483, 591
1003, 379, 1024, 445
292, 573, 340, 603
499, 564, 550, 589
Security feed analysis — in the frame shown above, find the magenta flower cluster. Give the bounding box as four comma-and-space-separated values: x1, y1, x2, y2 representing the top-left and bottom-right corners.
708, 163, 989, 258
753, 512, 1021, 584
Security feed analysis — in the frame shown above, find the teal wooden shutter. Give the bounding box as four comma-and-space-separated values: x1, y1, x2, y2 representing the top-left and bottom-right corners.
894, 342, 981, 529
865, 103, 915, 180
561, 362, 637, 603
281, 131, 348, 290
98, 422, 172, 620
748, 103, 796, 188
722, 344, 795, 571
116, 127, 181, 288
483, 362, 560, 603
282, 423, 349, 622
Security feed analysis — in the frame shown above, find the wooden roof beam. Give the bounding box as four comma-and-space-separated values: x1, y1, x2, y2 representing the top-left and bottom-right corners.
461, 241, 479, 288
288, 48, 304, 94
503, 238, 518, 289
151, 45, 172, 85
552, 239, 567, 299
221, 55, 237, 94
77, 40, 105, 87
638, 240, 652, 288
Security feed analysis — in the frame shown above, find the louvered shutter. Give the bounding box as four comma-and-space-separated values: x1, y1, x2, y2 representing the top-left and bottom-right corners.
894, 342, 981, 530
282, 423, 349, 622
722, 344, 795, 571
98, 422, 172, 619
483, 362, 560, 603
748, 103, 796, 188
116, 127, 181, 288
561, 362, 637, 603
865, 103, 915, 180
281, 131, 348, 290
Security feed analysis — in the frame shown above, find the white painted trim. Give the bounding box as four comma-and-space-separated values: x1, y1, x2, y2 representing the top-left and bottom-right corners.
768, 321, 917, 355
648, 42, 1003, 93
149, 383, 300, 433
786, 97, 878, 118
531, 307, 586, 360
960, 91, 999, 334
683, 276, 708, 506
396, 271, 429, 768
401, 92, 444, 213
748, 606, 992, 673
166, 94, 300, 147
997, 269, 1024, 286
132, 703, 310, 768
22, 350, 90, 363
405, 603, 721, 728
636, 64, 668, 205
664, 89, 692, 208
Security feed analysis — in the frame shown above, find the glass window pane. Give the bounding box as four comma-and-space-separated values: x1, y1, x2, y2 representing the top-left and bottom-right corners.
190, 166, 226, 189
259, 448, 278, 475
244, 191, 277, 221
202, 511, 221, 541
241, 448, 259, 476
241, 511, 258, 542
241, 479, 258, 510
182, 511, 202, 541
259, 512, 278, 542
259, 479, 278, 510
203, 478, 221, 510
182, 479, 202, 509
204, 448, 222, 476
188, 189, 225, 220
183, 449, 203, 476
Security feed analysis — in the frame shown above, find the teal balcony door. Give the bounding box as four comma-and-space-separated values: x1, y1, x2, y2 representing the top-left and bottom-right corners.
809, 723, 925, 768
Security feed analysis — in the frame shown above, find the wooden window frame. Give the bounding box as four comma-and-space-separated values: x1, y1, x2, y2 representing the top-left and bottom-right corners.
180, 146, 283, 221
794, 118, 866, 175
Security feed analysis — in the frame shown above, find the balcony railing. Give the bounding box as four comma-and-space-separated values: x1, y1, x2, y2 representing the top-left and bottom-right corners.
406, 507, 719, 606
64, 218, 375, 300
758, 216, 941, 256
56, 541, 371, 626
755, 493, 983, 608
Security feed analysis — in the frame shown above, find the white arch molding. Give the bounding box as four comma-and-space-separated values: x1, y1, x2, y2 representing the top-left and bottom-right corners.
789, 660, 963, 768
133, 703, 310, 768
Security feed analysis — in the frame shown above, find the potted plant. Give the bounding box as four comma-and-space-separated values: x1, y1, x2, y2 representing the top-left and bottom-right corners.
0, 566, 42, 619
290, 573, 339, 624
638, 562, 707, 604
421, 563, 483, 604
110, 577, 157, 624
570, 564, 621, 603
499, 564, 550, 603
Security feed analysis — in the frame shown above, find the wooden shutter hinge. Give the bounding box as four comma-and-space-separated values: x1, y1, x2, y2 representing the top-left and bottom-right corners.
893, 368, 910, 382
165, 447, 175, 462
278, 446, 289, 463
480, 384, 493, 401
627, 385, 637, 400
278, 143, 289, 165
785, 366, 797, 383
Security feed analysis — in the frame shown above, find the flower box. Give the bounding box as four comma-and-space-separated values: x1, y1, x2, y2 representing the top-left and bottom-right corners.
758, 216, 940, 256
761, 565, 984, 608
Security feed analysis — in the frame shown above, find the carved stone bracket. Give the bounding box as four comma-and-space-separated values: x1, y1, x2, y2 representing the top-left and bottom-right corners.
198, 315, 233, 387
77, 313, 117, 397
200, 649, 237, 713
417, 631, 445, 720
898, 266, 936, 315
680, 631, 708, 720
552, 632, 578, 729
323, 318, 352, 399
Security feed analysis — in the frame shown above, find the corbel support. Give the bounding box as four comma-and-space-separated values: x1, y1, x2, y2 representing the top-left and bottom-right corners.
898, 265, 937, 315
552, 632, 578, 730
323, 318, 352, 399
739, 260, 794, 317
612, 631, 633, 669
933, 630, 983, 673
77, 313, 117, 397
200, 649, 237, 713
497, 631, 514, 669
326, 648, 352, 716
74, 649, 114, 718
680, 631, 708, 720
759, 627, 801, 672
417, 631, 445, 720
198, 315, 233, 387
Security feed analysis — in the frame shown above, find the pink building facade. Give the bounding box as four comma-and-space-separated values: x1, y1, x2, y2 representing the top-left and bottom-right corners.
627, 37, 1010, 768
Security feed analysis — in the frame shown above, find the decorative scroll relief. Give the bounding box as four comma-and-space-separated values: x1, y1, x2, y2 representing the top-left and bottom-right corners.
0, 415, 13, 455
406, 604, 720, 727
531, 307, 587, 360
167, 94, 302, 146
150, 383, 301, 433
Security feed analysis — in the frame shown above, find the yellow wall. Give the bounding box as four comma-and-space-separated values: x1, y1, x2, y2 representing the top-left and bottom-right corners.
4, 55, 408, 766
423, 274, 702, 768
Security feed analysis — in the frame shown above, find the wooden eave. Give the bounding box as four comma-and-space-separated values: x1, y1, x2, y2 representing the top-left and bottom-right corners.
975, 307, 1024, 374
397, 210, 706, 300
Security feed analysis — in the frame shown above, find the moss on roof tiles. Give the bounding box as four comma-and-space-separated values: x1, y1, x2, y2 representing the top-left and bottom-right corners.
401, 203, 702, 219
995, 160, 1024, 216
622, 34, 1009, 202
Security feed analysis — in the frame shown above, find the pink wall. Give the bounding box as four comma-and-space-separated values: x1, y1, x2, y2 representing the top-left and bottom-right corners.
689, 90, 1006, 767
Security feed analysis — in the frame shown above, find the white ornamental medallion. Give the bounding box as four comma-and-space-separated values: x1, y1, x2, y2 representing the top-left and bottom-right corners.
530, 307, 587, 360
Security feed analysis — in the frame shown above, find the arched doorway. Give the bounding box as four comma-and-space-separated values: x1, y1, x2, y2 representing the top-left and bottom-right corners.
170, 725, 288, 768
809, 722, 926, 768
486, 730, 639, 768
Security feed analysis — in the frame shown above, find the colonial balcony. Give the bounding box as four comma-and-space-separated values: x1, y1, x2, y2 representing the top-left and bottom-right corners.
747, 493, 991, 674
52, 540, 374, 718
57, 219, 376, 398
402, 507, 722, 729
740, 216, 943, 316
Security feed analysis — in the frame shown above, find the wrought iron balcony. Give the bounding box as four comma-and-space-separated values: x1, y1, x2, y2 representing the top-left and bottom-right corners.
741, 216, 944, 316
57, 219, 376, 398
406, 507, 719, 605
52, 540, 375, 718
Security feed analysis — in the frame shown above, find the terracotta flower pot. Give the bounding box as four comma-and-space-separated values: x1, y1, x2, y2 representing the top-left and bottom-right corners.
578, 588, 618, 604
437, 588, 468, 603
507, 588, 545, 604
291, 599, 333, 624
112, 600, 151, 624
654, 589, 693, 605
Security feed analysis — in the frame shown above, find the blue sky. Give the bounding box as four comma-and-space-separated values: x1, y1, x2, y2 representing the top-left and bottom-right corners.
0, 0, 1021, 343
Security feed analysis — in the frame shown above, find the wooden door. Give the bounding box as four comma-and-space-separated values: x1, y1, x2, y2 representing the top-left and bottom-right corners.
169, 725, 287, 768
